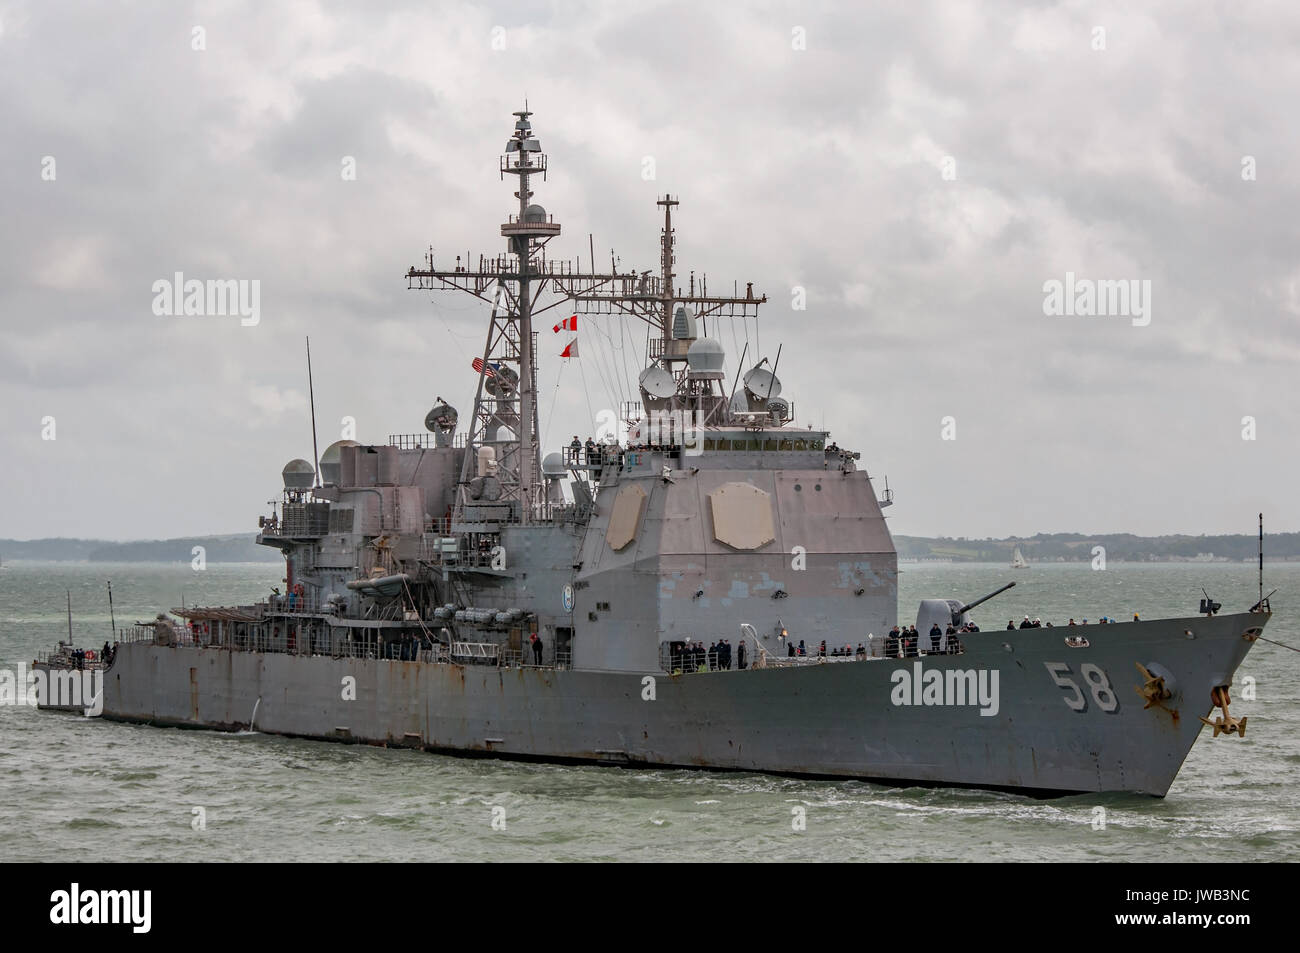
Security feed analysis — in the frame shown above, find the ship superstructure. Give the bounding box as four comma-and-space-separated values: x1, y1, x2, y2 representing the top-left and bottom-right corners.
233, 108, 898, 673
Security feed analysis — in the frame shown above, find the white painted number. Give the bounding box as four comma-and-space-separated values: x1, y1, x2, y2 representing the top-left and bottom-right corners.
1080, 663, 1118, 712
1044, 662, 1086, 711
1045, 662, 1118, 713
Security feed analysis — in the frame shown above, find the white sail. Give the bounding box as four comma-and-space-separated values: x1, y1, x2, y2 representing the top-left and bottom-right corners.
1011, 545, 1028, 569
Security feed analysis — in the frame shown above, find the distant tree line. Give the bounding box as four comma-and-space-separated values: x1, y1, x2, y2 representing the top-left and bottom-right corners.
895, 532, 1300, 562
0, 535, 281, 563
4, 531, 1297, 564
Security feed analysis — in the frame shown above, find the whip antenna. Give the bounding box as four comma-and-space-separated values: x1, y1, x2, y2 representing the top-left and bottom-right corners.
307, 336, 321, 489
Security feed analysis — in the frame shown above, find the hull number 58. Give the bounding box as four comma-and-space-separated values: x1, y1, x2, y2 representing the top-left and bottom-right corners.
1044, 662, 1119, 713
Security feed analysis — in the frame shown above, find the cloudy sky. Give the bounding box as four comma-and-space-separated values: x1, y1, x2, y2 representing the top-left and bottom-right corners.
2, 0, 1297, 541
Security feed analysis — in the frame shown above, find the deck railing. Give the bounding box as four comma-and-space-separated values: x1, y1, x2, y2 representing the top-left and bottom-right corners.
661, 636, 965, 673
49, 624, 970, 677
33, 650, 109, 671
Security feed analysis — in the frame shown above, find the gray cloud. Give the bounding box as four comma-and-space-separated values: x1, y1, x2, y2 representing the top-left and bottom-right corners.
1, 0, 1296, 540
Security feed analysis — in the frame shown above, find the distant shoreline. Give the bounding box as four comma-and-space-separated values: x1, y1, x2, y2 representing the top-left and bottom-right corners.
898, 557, 1295, 565
2, 530, 1295, 564
0, 535, 282, 564
0, 559, 279, 567
896, 532, 1297, 564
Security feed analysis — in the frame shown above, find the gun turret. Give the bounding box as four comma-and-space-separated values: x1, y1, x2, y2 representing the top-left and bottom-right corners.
958, 581, 1016, 617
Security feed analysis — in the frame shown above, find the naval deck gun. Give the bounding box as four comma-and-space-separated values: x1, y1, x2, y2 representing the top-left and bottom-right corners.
915, 582, 1017, 634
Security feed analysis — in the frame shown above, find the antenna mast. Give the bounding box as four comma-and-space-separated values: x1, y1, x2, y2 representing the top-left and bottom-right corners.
405, 110, 768, 521
658, 195, 678, 354
306, 336, 321, 489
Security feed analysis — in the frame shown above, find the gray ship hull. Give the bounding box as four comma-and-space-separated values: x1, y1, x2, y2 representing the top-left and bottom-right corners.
48, 611, 1265, 796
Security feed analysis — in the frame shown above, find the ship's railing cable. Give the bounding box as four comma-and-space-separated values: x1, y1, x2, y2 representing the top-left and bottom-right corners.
576, 350, 597, 440
541, 357, 566, 453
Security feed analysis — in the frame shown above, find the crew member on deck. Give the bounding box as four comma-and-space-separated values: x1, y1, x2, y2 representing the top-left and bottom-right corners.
945, 626, 962, 654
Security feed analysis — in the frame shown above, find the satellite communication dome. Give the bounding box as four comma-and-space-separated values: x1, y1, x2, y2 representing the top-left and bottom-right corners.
686, 337, 725, 379
638, 365, 676, 400
523, 204, 547, 223
743, 364, 783, 401
542, 452, 567, 479
319, 440, 359, 486
282, 458, 315, 490
424, 402, 458, 433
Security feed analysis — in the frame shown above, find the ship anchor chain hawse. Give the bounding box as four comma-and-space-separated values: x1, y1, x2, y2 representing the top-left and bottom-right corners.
35, 109, 1274, 797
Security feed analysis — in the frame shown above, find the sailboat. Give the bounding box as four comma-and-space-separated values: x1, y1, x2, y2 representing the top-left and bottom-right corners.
1010, 545, 1029, 569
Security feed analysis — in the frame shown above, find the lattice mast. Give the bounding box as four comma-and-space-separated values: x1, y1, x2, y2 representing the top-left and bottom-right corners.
406, 110, 768, 520
407, 109, 559, 523
560, 195, 768, 358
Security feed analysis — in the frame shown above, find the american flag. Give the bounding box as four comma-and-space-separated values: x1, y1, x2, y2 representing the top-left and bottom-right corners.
471, 357, 499, 378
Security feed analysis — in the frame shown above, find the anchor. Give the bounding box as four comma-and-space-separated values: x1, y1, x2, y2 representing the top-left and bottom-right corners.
1199, 685, 1246, 737
1134, 663, 1171, 709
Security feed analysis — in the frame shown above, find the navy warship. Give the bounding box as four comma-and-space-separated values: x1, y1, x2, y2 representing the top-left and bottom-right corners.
36, 109, 1271, 796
